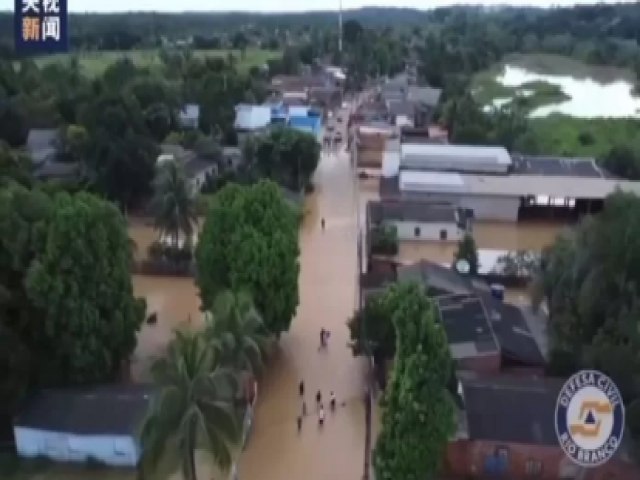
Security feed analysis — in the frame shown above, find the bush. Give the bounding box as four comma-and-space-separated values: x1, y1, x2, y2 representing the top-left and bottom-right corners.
627, 398, 640, 439
370, 224, 398, 255
578, 130, 595, 146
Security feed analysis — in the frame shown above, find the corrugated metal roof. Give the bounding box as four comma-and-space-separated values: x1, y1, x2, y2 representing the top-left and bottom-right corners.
401, 143, 512, 167
399, 170, 640, 199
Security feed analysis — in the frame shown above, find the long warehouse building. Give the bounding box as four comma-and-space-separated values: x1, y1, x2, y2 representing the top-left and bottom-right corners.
377, 141, 640, 222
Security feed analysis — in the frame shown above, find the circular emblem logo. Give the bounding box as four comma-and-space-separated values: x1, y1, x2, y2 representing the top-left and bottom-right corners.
555, 370, 625, 467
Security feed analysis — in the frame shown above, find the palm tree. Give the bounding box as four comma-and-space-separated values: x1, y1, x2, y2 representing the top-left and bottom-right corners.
139, 330, 241, 480
204, 290, 273, 377
150, 160, 198, 249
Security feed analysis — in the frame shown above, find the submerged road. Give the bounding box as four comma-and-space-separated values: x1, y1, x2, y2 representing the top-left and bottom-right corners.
238, 104, 368, 480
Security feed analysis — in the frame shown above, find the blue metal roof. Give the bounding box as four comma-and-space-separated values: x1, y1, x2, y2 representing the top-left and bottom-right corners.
288, 115, 322, 135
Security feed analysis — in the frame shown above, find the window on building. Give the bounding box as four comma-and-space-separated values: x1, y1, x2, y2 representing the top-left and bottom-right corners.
440, 229, 447, 241
525, 458, 542, 477
414, 226, 420, 237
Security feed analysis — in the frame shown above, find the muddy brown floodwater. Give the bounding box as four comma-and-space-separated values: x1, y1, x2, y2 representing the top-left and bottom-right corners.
130, 108, 368, 479
239, 121, 368, 480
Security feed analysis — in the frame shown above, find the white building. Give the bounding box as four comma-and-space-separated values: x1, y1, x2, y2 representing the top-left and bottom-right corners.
14, 385, 152, 467
390, 143, 513, 175
234, 104, 271, 131
367, 200, 471, 242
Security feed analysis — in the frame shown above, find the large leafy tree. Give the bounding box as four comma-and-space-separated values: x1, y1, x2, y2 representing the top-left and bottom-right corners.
533, 191, 640, 401
0, 184, 52, 393
374, 282, 456, 480
196, 180, 300, 335
81, 92, 159, 209
252, 127, 321, 191
205, 290, 272, 376
139, 330, 240, 480
150, 160, 198, 248
24, 192, 145, 384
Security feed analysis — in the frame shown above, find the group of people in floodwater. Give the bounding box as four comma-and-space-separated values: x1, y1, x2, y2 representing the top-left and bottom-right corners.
296, 325, 338, 432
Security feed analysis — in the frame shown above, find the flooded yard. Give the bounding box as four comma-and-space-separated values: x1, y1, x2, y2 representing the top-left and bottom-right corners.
123, 106, 369, 480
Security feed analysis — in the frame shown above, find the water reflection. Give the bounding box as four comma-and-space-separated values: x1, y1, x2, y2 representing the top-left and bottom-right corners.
495, 65, 640, 118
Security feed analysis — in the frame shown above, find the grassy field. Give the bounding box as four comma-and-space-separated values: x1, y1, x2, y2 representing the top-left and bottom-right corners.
32, 48, 281, 77
527, 115, 640, 158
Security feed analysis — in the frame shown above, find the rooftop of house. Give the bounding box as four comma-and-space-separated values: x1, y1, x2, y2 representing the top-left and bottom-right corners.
26, 128, 58, 165
400, 127, 449, 145
367, 200, 460, 225
407, 86, 442, 108
436, 293, 500, 360
394, 260, 545, 366
397, 259, 476, 297
34, 161, 80, 180
387, 100, 415, 117
15, 384, 154, 436
458, 371, 562, 445
179, 104, 200, 120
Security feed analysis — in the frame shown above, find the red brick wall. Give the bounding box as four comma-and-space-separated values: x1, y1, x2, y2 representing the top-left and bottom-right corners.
457, 353, 501, 375
445, 439, 638, 480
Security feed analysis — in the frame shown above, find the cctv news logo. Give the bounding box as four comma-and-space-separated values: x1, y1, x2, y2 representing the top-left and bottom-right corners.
14, 0, 68, 54
555, 370, 625, 467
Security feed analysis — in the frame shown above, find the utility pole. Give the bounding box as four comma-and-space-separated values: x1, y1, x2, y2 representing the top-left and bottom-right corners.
338, 0, 343, 57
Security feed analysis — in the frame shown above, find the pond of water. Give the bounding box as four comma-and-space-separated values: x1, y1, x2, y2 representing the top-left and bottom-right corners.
494, 65, 640, 118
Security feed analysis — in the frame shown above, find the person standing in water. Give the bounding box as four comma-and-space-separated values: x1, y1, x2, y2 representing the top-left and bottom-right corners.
316, 390, 322, 404
319, 328, 326, 348
297, 415, 302, 432
299, 380, 304, 397
330, 391, 336, 411
321, 217, 325, 231
318, 406, 325, 427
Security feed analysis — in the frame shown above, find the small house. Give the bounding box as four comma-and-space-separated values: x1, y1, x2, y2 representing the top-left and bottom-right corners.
25, 128, 80, 182
178, 104, 200, 130
367, 199, 472, 243
14, 384, 153, 467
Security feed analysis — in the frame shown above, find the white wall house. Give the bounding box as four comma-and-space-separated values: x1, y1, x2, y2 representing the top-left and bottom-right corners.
367, 200, 470, 243
14, 385, 152, 468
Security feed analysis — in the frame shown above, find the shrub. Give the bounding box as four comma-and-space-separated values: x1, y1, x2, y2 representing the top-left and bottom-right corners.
370, 224, 398, 255
577, 131, 595, 146
627, 398, 640, 439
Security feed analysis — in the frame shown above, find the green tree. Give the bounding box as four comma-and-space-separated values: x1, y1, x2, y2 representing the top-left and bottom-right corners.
0, 99, 29, 147
150, 160, 198, 249
25, 192, 145, 384
196, 180, 300, 335
254, 127, 320, 191
58, 124, 89, 163
601, 144, 640, 180
453, 233, 479, 276
204, 290, 272, 376
347, 288, 401, 362
0, 184, 52, 392
0, 142, 32, 186
139, 330, 240, 480
534, 192, 640, 401
374, 282, 456, 480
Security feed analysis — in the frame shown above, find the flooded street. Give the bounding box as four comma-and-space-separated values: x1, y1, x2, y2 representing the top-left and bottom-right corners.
239, 134, 368, 479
